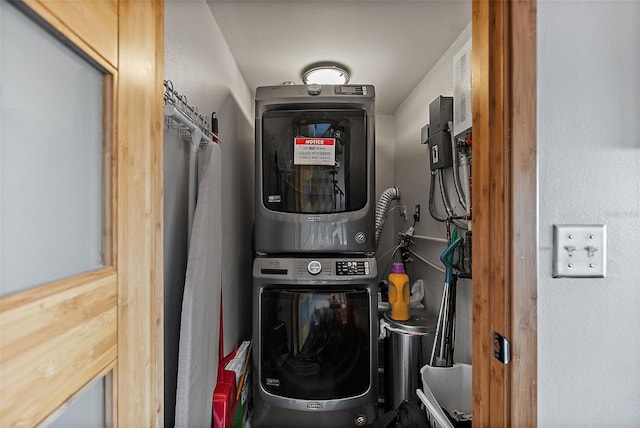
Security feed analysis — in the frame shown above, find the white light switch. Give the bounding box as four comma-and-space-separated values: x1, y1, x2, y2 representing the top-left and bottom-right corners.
553, 224, 606, 278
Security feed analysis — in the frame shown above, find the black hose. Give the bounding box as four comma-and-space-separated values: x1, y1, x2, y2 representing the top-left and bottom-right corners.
429, 171, 447, 222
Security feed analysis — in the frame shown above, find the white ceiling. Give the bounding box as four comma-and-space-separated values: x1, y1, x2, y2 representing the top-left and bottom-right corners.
206, 0, 471, 114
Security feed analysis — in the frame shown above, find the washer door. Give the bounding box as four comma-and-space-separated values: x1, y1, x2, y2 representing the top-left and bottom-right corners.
260, 288, 371, 400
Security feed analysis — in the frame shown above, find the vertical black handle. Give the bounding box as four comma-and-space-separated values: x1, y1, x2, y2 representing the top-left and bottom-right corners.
211, 112, 218, 135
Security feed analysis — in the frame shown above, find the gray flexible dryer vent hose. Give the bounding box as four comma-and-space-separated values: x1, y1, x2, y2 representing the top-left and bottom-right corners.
374, 186, 401, 248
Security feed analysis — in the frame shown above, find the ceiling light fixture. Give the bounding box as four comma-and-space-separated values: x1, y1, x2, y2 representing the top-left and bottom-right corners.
302, 63, 350, 85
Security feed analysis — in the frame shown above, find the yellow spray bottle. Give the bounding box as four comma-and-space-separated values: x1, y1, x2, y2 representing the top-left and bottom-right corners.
388, 262, 410, 321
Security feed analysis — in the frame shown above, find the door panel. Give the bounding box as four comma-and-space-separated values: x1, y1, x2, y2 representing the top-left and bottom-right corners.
47, 375, 107, 428
0, 0, 163, 426
0, 270, 116, 426
0, 0, 106, 296
22, 0, 118, 68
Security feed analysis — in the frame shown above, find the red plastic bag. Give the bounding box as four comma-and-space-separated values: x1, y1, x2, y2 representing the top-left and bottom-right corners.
212, 291, 238, 428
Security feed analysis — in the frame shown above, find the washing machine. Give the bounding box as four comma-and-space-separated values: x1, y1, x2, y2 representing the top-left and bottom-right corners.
252, 256, 378, 427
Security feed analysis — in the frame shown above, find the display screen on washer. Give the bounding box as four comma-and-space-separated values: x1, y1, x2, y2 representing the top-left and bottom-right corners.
260, 288, 370, 400
336, 260, 370, 275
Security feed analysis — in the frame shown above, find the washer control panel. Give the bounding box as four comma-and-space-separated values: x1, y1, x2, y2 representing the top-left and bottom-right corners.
336, 260, 370, 276
255, 257, 377, 280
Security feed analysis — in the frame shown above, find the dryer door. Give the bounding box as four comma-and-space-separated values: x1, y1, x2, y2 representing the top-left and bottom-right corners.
260, 288, 371, 400
261, 109, 368, 214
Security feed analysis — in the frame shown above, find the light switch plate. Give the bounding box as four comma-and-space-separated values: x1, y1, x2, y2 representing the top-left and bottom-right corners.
553, 224, 606, 278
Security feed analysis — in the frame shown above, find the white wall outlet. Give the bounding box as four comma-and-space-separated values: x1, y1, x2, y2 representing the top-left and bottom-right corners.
553, 224, 606, 278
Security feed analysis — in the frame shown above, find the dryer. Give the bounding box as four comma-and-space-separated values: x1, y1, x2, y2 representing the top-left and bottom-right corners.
254, 84, 376, 255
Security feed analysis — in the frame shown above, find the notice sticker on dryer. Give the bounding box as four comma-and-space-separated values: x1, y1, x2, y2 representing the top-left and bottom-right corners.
293, 137, 335, 166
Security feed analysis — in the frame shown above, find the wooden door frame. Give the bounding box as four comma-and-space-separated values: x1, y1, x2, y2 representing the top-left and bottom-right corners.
116, 1, 164, 426
472, 0, 538, 426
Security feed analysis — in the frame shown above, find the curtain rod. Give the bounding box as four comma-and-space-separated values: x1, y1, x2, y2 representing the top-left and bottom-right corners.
163, 80, 218, 145
164, 104, 214, 146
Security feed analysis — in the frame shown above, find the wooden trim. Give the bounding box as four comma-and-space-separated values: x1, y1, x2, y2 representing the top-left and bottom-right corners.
21, 0, 118, 69
508, 1, 538, 425
106, 365, 118, 428
152, 1, 166, 425
488, 3, 510, 425
0, 273, 117, 426
472, 0, 537, 426
471, 2, 495, 424
116, 1, 164, 426
0, 268, 116, 312
471, 1, 491, 427
103, 73, 116, 268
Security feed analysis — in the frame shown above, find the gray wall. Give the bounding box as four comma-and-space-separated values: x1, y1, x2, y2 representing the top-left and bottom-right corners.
164, 1, 254, 425
374, 114, 399, 261
392, 24, 473, 365
538, 1, 640, 426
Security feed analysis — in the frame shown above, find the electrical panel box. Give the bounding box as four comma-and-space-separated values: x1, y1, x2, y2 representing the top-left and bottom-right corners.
429, 96, 453, 134
428, 130, 453, 170
427, 96, 454, 170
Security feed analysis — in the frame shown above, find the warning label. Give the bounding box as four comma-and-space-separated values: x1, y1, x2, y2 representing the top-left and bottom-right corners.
293, 137, 335, 166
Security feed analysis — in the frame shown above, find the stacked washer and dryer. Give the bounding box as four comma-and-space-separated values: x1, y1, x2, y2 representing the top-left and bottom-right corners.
252, 84, 378, 427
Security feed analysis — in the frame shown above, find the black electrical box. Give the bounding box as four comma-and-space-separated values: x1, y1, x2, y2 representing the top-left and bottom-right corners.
429, 96, 453, 134
428, 130, 453, 170
427, 95, 454, 170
